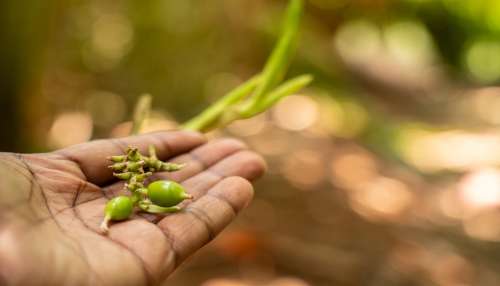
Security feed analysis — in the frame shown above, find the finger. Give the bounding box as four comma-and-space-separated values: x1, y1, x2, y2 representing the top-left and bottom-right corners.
178, 150, 266, 201
157, 176, 255, 272
150, 138, 249, 183
102, 138, 248, 197
55, 131, 206, 186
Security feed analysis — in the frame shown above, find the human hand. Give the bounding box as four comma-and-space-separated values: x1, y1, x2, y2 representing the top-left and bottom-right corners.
0, 131, 265, 286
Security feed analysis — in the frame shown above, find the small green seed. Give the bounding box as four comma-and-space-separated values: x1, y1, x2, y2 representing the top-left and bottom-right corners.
127, 160, 144, 172
147, 180, 193, 207
109, 162, 127, 171
114, 172, 132, 180
135, 172, 153, 182
108, 155, 126, 162
127, 148, 142, 161
137, 187, 148, 195
126, 181, 143, 191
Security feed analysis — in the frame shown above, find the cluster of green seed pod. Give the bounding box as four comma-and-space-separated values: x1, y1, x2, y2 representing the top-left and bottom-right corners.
100, 145, 193, 233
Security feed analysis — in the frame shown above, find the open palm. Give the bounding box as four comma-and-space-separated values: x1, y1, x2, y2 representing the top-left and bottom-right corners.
0, 131, 265, 286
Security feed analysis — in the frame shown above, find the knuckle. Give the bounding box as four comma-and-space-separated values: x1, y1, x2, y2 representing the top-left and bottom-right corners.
226, 176, 254, 196
238, 151, 267, 179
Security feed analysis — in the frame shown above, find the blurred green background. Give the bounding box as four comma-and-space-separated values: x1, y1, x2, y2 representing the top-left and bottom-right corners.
4, 0, 500, 285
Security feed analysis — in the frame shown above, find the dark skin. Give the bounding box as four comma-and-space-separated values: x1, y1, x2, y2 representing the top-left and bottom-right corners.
0, 131, 266, 285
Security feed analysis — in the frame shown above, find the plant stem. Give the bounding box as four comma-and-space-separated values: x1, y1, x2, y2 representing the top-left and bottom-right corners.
100, 215, 111, 233
239, 0, 304, 116
131, 94, 152, 135
182, 75, 260, 132
217, 75, 313, 126
139, 203, 181, 213
257, 74, 313, 113
182, 0, 307, 132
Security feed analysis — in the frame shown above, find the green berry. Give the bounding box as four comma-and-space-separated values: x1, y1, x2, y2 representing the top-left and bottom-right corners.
147, 180, 193, 207
100, 196, 134, 233
105, 196, 134, 220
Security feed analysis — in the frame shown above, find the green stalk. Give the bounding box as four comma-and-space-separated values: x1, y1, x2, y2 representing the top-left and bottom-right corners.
254, 74, 313, 115
218, 74, 313, 126
182, 75, 260, 132
138, 202, 181, 213
182, 0, 308, 132
239, 0, 304, 116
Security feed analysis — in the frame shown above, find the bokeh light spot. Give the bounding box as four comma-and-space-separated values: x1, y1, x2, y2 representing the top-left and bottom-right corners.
330, 148, 378, 189
464, 209, 500, 241
459, 168, 500, 209
384, 20, 435, 68
273, 95, 318, 131
49, 112, 93, 148
465, 39, 500, 83
227, 113, 268, 137
334, 20, 382, 63
350, 177, 414, 220
398, 128, 500, 172
83, 13, 134, 70
281, 149, 325, 189
85, 91, 126, 127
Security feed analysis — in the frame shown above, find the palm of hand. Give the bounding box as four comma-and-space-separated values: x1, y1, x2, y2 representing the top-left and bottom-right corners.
0, 131, 265, 286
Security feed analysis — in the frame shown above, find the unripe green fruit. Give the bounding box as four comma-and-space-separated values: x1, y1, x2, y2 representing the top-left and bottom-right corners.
147, 180, 192, 207
105, 196, 133, 220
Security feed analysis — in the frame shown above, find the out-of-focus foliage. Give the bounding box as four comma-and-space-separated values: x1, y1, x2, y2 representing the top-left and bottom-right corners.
4, 0, 500, 285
